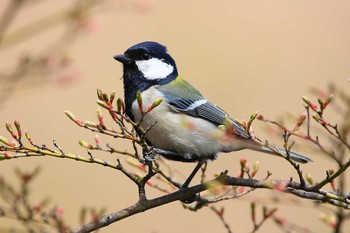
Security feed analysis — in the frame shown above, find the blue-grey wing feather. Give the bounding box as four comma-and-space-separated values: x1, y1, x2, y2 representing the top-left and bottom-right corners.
162, 93, 250, 139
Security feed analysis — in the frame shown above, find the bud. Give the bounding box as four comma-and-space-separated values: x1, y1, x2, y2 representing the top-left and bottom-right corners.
94, 134, 101, 146
223, 115, 234, 135
247, 112, 258, 134
320, 213, 337, 229
84, 121, 98, 128
251, 161, 259, 178
301, 96, 318, 111
126, 159, 146, 171
312, 113, 321, 121
240, 157, 247, 169
33, 204, 42, 213
57, 207, 64, 215
146, 98, 163, 112
79, 140, 93, 149
14, 120, 22, 139
256, 113, 264, 120
109, 91, 116, 104
97, 89, 104, 101
0, 151, 11, 158
251, 202, 256, 222
294, 112, 307, 130
25, 130, 33, 145
239, 157, 247, 178
306, 173, 314, 185
96, 108, 104, 126
325, 94, 333, 105
0, 136, 15, 147
136, 91, 143, 112
102, 93, 109, 103
96, 100, 112, 110
5, 122, 17, 139
64, 111, 84, 126
117, 98, 123, 113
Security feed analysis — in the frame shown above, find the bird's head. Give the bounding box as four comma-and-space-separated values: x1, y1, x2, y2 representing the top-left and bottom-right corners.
114, 41, 178, 82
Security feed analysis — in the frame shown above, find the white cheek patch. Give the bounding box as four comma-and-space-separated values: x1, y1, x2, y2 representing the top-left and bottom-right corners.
135, 58, 174, 80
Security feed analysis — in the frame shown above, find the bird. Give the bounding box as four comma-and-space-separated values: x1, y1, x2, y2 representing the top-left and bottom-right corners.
114, 41, 312, 187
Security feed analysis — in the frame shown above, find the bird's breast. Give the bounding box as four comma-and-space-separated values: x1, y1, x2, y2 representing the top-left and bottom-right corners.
131, 87, 241, 158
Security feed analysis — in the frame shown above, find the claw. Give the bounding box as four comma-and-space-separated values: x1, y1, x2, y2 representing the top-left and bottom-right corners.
142, 146, 159, 163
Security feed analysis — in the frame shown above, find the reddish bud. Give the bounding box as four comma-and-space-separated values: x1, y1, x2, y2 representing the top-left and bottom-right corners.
64, 111, 84, 126
238, 186, 245, 193
57, 207, 64, 215
273, 182, 286, 192
97, 89, 103, 100
146, 98, 163, 112
136, 91, 143, 112
25, 130, 34, 145
97, 89, 104, 100
0, 136, 15, 147
96, 108, 104, 126
126, 159, 146, 171
96, 100, 112, 110
0, 151, 11, 158
146, 180, 153, 186
320, 118, 327, 126
94, 134, 101, 146
5, 122, 17, 139
109, 91, 116, 104
320, 213, 337, 229
34, 204, 42, 213
301, 96, 318, 111
240, 158, 247, 168
257, 113, 264, 120
14, 120, 22, 139
294, 112, 307, 130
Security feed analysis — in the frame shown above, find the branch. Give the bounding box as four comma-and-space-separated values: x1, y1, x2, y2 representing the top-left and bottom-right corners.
72, 173, 350, 232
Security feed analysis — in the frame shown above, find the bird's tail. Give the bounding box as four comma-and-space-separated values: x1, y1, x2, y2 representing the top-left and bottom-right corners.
247, 142, 312, 163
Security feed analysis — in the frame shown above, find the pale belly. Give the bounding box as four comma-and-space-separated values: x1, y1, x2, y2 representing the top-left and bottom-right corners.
131, 87, 240, 160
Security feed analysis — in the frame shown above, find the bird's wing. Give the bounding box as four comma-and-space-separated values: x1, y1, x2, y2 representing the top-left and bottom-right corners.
158, 79, 250, 139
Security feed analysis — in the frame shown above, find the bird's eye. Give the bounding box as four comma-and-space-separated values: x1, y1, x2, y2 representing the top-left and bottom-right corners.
141, 53, 151, 60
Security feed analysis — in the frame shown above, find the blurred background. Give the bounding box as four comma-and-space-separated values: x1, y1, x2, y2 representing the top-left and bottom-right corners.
0, 0, 349, 232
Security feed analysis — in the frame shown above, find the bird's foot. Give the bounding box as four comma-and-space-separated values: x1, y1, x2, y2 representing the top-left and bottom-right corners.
142, 146, 159, 164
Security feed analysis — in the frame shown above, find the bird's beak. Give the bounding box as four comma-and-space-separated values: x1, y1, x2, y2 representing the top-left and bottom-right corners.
113, 54, 132, 64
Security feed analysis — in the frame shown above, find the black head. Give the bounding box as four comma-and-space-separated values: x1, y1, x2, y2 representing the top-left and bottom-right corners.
114, 41, 178, 81
114, 41, 178, 118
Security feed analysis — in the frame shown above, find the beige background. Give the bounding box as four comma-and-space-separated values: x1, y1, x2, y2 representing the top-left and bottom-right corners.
0, 0, 349, 232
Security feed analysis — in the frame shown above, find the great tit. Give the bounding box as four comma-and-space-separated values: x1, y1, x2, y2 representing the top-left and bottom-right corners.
114, 41, 311, 186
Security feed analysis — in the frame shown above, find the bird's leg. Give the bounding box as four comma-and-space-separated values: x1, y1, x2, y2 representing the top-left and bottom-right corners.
182, 159, 206, 188
180, 159, 207, 204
